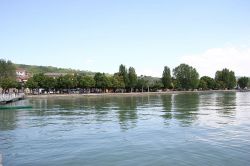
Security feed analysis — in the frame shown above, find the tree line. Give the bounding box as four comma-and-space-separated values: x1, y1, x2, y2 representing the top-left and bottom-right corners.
0, 59, 249, 94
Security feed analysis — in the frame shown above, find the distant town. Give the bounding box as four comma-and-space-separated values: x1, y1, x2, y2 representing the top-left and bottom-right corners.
0, 59, 249, 95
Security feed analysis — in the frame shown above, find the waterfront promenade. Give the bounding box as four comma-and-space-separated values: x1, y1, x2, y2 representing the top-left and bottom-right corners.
0, 93, 25, 104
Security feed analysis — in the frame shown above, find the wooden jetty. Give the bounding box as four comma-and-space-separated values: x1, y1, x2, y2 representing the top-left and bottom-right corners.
0, 93, 25, 104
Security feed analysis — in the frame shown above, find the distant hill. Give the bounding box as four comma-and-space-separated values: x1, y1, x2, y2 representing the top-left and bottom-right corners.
15, 64, 96, 76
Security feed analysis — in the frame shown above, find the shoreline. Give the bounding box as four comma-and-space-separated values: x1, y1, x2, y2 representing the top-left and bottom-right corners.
26, 90, 240, 98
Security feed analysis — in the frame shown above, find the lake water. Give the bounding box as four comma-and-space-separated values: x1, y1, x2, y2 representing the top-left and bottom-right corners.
1, 92, 250, 166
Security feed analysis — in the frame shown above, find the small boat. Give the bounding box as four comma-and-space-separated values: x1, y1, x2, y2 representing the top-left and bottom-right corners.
0, 105, 33, 110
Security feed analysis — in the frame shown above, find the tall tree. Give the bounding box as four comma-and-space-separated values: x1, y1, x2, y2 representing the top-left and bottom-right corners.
162, 66, 172, 89
0, 59, 16, 80
112, 74, 125, 92
128, 67, 137, 92
118, 64, 129, 89
173, 64, 199, 90
32, 73, 46, 89
215, 68, 236, 89
238, 77, 249, 89
79, 75, 95, 90
0, 77, 17, 93
25, 78, 38, 94
94, 73, 110, 92
199, 76, 216, 90
0, 59, 17, 92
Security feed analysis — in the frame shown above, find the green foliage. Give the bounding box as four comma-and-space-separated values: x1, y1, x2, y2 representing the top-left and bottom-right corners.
118, 64, 129, 88
112, 74, 125, 89
238, 77, 249, 89
198, 80, 207, 90
32, 73, 46, 88
0, 59, 17, 91
173, 64, 199, 90
79, 75, 95, 89
25, 78, 38, 89
94, 73, 110, 90
0, 59, 16, 80
162, 66, 172, 89
215, 68, 236, 89
136, 76, 147, 91
128, 67, 137, 91
15, 64, 95, 76
152, 80, 163, 91
0, 77, 17, 91
60, 74, 77, 89
199, 76, 216, 90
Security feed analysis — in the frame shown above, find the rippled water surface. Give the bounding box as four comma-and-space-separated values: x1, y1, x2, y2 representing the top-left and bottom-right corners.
1, 92, 250, 166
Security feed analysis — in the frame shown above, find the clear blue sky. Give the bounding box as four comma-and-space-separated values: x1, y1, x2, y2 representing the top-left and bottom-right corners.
1, 0, 250, 77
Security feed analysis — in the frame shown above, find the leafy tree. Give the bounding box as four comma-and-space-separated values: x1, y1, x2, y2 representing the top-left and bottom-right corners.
0, 59, 17, 92
238, 77, 249, 89
79, 75, 95, 90
198, 80, 207, 90
94, 73, 110, 91
118, 64, 129, 88
173, 64, 199, 90
32, 73, 46, 88
199, 76, 216, 90
215, 68, 236, 89
152, 80, 163, 91
112, 74, 125, 91
162, 66, 172, 89
61, 74, 77, 89
136, 76, 147, 92
25, 78, 38, 89
43, 77, 56, 91
0, 59, 16, 81
55, 76, 64, 92
25, 78, 38, 94
0, 77, 17, 92
128, 67, 137, 92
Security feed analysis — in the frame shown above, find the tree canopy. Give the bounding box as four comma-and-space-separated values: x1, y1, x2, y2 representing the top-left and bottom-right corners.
173, 64, 199, 90
128, 67, 137, 92
238, 77, 249, 89
162, 66, 172, 89
0, 59, 17, 91
215, 68, 236, 89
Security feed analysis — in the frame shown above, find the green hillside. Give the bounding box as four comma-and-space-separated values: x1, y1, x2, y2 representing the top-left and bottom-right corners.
15, 64, 96, 76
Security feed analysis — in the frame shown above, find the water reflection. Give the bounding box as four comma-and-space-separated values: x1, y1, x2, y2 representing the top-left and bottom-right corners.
160, 95, 173, 121
0, 92, 243, 131
173, 93, 200, 126
0, 110, 17, 131
116, 97, 138, 130
216, 92, 236, 117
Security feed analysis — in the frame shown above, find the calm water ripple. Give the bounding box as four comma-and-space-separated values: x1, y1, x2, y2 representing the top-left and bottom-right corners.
1, 92, 250, 165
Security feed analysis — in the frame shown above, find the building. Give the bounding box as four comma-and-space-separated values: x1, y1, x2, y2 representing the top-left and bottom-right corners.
16, 68, 30, 83
16, 68, 27, 77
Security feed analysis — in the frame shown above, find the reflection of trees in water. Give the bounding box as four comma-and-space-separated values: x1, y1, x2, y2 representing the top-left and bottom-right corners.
216, 92, 236, 117
0, 110, 17, 130
116, 96, 138, 130
30, 97, 113, 127
161, 95, 173, 122
173, 93, 200, 126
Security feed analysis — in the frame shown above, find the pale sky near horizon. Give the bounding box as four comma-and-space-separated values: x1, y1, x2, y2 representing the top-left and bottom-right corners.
0, 0, 250, 77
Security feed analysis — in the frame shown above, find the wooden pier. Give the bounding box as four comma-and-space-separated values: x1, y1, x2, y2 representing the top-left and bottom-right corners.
0, 93, 25, 104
